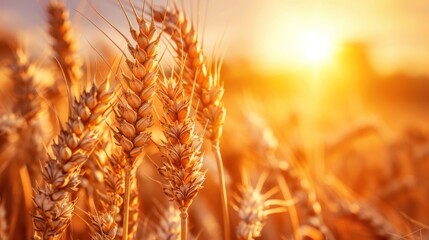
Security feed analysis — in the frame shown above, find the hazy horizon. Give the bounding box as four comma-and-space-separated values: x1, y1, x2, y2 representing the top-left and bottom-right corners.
2, 0, 429, 75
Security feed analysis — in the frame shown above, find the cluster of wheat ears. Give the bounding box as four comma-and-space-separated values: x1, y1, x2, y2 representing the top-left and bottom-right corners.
0, 0, 421, 240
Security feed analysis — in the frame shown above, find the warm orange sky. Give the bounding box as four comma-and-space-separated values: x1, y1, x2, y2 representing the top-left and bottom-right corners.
2, 0, 429, 74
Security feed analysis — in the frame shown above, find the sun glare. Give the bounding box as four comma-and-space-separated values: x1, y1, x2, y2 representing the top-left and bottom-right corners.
299, 30, 333, 64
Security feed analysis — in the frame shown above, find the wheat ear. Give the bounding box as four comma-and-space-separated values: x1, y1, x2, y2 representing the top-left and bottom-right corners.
233, 173, 293, 240
9, 49, 45, 178
10, 49, 41, 122
339, 201, 399, 240
47, 0, 82, 89
244, 111, 301, 239
9, 49, 46, 237
153, 204, 181, 240
244, 111, 335, 239
152, 7, 226, 143
0, 49, 41, 153
32, 82, 113, 239
90, 151, 124, 240
153, 7, 228, 238
109, 1, 161, 238
157, 77, 206, 240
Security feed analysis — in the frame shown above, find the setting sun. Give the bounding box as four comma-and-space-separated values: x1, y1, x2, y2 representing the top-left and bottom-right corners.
299, 30, 334, 64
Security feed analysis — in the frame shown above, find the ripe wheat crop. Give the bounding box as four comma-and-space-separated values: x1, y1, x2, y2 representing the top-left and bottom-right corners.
0, 0, 427, 240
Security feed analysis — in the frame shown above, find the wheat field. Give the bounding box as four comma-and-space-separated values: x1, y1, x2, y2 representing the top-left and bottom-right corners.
0, 0, 428, 239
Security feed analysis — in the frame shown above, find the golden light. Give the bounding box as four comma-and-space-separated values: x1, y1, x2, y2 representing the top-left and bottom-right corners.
299, 30, 334, 64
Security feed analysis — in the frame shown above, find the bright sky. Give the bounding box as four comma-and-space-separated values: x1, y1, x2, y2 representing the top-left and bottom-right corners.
2, 0, 429, 74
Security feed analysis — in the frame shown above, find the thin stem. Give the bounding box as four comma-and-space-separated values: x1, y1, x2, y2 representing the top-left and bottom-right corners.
180, 207, 188, 240
212, 142, 230, 240
19, 165, 33, 238
122, 165, 131, 240
268, 153, 302, 240
276, 174, 301, 240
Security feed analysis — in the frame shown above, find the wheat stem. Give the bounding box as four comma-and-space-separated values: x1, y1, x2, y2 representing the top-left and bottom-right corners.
122, 165, 131, 240
275, 173, 301, 240
268, 152, 302, 240
212, 142, 230, 240
0, 200, 8, 240
180, 207, 188, 240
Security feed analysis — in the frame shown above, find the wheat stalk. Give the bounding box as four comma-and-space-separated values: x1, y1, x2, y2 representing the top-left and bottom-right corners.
152, 6, 226, 143
9, 49, 45, 176
243, 111, 301, 239
90, 146, 123, 240
244, 111, 336, 239
91, 138, 139, 240
157, 77, 205, 240
338, 201, 400, 240
8, 49, 47, 237
91, 168, 122, 239
0, 201, 7, 240
153, 7, 228, 238
104, 1, 162, 238
47, 0, 82, 89
32, 82, 113, 239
